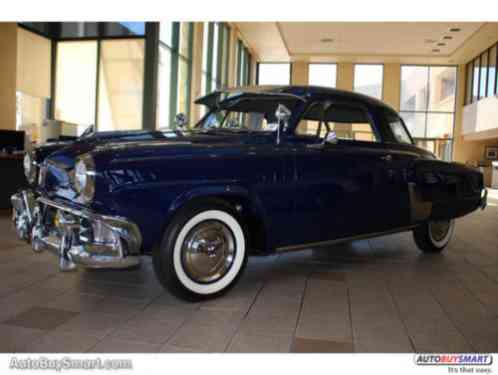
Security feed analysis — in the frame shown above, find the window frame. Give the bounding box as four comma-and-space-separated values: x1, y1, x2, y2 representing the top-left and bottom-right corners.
202, 22, 230, 95
158, 22, 194, 128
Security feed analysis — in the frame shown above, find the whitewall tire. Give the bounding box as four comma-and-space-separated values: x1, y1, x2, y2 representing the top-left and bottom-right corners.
153, 201, 248, 301
413, 219, 455, 253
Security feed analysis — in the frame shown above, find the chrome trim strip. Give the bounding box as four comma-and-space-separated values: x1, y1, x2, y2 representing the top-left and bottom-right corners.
276, 225, 418, 253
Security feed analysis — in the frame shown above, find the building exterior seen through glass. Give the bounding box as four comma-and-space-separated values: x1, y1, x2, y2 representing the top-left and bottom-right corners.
400, 65, 457, 161
353, 64, 383, 100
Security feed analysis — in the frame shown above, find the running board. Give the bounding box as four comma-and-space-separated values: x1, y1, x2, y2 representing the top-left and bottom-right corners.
275, 225, 418, 253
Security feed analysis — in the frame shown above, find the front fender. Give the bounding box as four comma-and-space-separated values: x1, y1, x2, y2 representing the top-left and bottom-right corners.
166, 184, 273, 253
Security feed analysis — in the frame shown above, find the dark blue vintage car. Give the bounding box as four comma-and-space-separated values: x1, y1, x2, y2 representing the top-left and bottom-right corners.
11, 86, 487, 300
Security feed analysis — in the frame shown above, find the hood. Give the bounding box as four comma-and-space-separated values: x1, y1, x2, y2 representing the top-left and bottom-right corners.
39, 129, 276, 206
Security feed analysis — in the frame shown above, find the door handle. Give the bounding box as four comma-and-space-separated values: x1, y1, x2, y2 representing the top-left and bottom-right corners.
380, 154, 393, 162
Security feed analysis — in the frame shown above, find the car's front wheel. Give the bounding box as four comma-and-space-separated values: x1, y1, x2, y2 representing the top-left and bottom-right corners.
153, 201, 248, 301
413, 219, 455, 253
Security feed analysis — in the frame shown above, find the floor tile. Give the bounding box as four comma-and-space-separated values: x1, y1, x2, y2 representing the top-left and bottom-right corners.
3, 306, 79, 330
291, 337, 354, 353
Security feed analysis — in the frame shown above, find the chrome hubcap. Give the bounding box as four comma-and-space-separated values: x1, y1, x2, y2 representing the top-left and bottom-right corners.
429, 220, 452, 242
181, 220, 235, 283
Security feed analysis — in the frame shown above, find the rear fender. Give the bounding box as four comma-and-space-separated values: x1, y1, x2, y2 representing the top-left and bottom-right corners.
410, 160, 483, 221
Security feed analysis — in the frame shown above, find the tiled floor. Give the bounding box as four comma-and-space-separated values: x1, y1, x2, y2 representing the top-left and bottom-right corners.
1, 190, 498, 353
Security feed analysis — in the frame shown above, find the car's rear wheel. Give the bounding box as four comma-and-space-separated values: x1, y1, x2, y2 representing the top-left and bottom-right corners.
413, 219, 455, 253
153, 200, 248, 301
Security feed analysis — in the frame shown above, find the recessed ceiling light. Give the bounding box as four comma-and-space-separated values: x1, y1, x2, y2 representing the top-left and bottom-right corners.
443, 35, 453, 40
424, 39, 436, 44
320, 38, 334, 43
432, 49, 440, 53
449, 27, 461, 32
437, 42, 446, 46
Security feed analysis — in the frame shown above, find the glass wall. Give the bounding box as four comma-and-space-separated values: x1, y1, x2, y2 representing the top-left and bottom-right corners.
465, 42, 498, 104
97, 39, 145, 131
157, 22, 193, 129
16, 27, 52, 143
257, 63, 291, 85
55, 38, 146, 132
400, 65, 457, 161
308, 63, 337, 87
201, 22, 230, 95
55, 41, 98, 127
353, 64, 383, 99
236, 39, 251, 86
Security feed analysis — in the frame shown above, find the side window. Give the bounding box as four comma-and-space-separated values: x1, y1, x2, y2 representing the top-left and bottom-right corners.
296, 102, 379, 143
324, 104, 379, 143
295, 102, 325, 137
389, 119, 413, 145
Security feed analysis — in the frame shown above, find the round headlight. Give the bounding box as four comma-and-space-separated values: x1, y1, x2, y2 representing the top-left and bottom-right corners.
23, 151, 37, 184
73, 155, 95, 203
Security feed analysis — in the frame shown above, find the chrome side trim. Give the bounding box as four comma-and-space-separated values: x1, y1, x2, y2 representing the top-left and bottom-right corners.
275, 225, 418, 253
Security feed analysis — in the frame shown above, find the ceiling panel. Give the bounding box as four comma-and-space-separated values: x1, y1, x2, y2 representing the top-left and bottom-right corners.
278, 22, 483, 57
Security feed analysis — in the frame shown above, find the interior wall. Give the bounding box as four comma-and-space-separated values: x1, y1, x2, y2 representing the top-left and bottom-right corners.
336, 63, 354, 91
383, 63, 401, 111
0, 23, 18, 130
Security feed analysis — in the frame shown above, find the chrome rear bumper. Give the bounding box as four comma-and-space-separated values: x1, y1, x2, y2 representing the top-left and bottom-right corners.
11, 191, 141, 271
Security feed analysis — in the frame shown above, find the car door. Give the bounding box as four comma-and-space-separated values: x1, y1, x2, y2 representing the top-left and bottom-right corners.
288, 101, 396, 246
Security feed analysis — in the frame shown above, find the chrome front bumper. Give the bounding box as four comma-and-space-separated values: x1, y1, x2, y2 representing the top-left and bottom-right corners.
11, 191, 141, 271
11, 190, 36, 242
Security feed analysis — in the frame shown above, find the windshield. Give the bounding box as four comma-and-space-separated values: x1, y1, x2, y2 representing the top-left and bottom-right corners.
195, 94, 303, 132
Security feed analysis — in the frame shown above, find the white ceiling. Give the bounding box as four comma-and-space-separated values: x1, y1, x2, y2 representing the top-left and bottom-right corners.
234, 22, 498, 64
278, 22, 482, 57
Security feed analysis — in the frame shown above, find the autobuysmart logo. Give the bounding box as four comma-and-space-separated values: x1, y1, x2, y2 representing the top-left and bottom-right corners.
414, 354, 493, 366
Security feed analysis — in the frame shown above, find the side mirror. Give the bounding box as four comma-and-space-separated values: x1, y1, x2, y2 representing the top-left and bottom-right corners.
275, 104, 292, 145
275, 104, 291, 124
174, 113, 188, 129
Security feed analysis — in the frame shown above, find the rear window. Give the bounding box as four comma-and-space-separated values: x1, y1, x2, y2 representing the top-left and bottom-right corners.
389, 120, 412, 144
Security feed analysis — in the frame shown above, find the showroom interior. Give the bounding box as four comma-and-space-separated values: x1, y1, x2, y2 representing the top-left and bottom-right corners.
0, 21, 498, 353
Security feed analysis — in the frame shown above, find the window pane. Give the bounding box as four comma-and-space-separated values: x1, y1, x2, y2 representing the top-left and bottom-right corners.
428, 66, 457, 112
479, 51, 489, 99
488, 45, 496, 97
97, 39, 144, 131
465, 63, 473, 105
472, 57, 480, 102
257, 63, 291, 85
353, 64, 383, 100
416, 139, 452, 161
400, 66, 428, 111
308, 64, 336, 87
157, 44, 172, 129
400, 112, 426, 138
426, 113, 454, 139
160, 22, 174, 47
389, 120, 412, 144
55, 41, 97, 126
